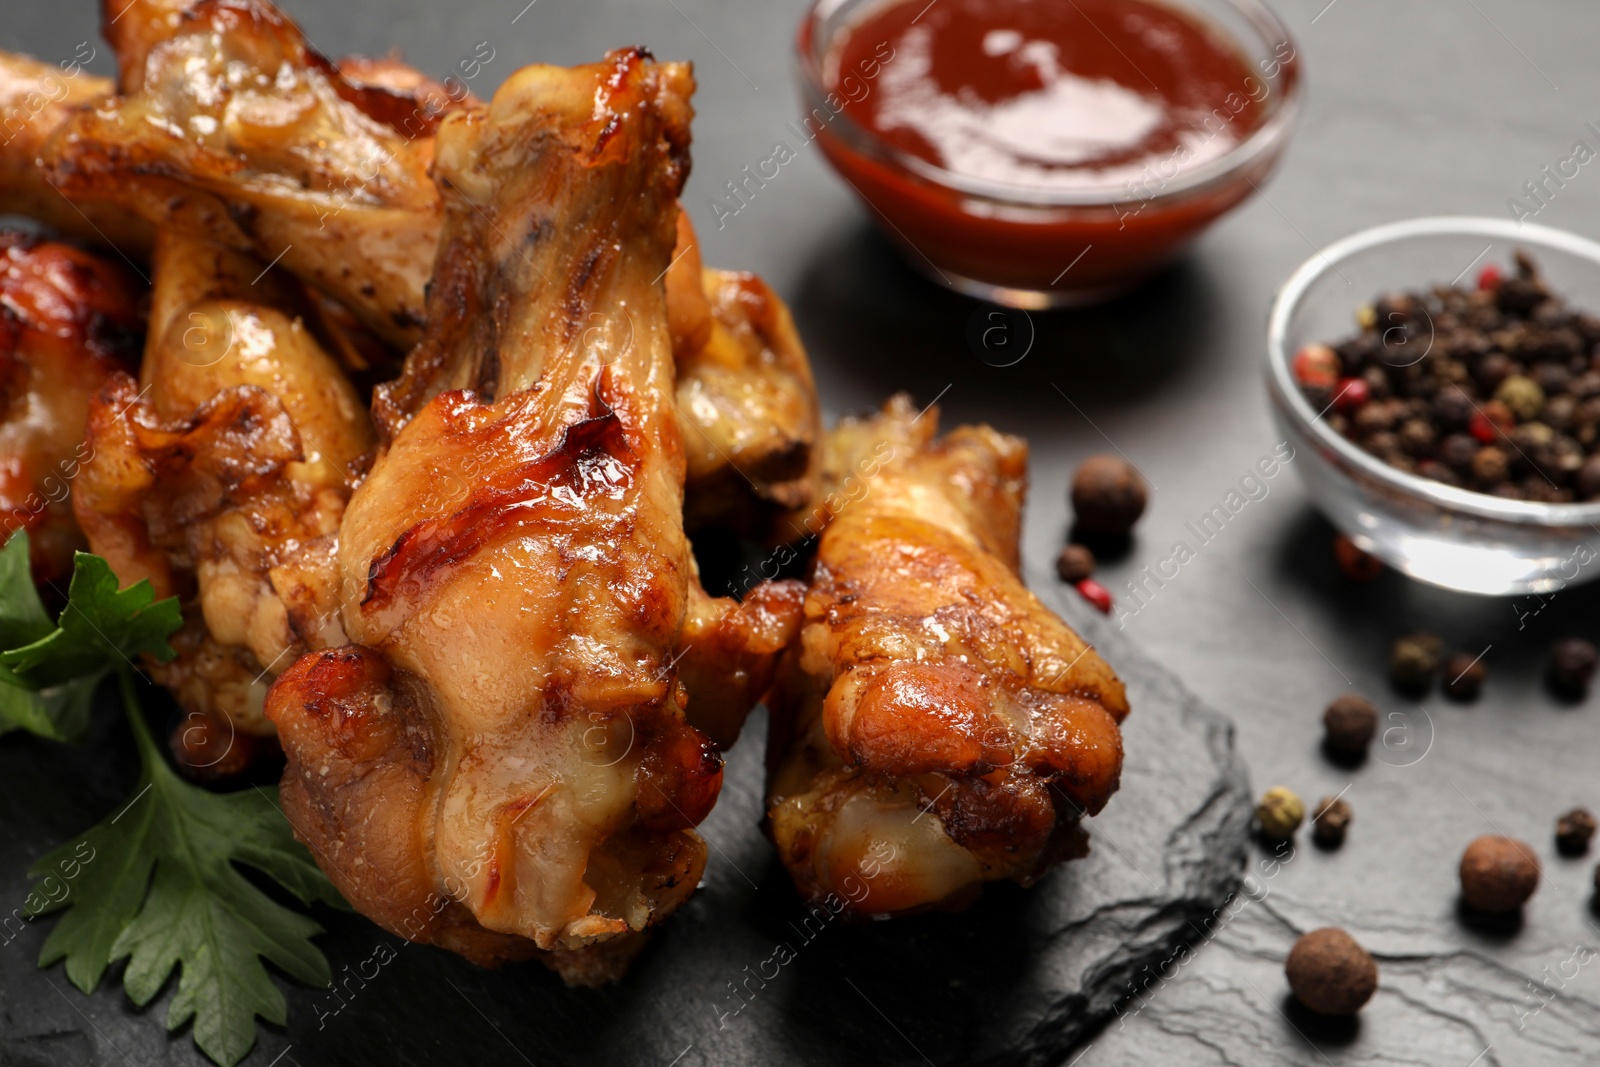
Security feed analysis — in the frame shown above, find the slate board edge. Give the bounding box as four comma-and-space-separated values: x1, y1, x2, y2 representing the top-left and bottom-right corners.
999, 586, 1256, 1067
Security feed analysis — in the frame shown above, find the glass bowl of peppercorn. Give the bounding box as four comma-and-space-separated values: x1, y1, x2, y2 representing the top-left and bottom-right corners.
1267, 216, 1600, 595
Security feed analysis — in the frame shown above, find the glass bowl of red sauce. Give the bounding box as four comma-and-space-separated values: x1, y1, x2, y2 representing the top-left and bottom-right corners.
796, 0, 1302, 307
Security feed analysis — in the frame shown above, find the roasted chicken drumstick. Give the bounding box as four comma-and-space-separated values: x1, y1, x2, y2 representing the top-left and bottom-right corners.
0, 233, 143, 585
267, 50, 797, 983
47, 0, 448, 347
766, 395, 1130, 915
33, 0, 822, 530
72, 230, 374, 772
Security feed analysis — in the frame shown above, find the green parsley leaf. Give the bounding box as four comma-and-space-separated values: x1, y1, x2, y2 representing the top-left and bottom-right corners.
28, 671, 345, 1067
2, 551, 181, 687
0, 537, 177, 742
0, 668, 102, 742
0, 531, 52, 650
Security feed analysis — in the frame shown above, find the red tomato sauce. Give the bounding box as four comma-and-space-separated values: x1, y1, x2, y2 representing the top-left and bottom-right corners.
811, 0, 1296, 300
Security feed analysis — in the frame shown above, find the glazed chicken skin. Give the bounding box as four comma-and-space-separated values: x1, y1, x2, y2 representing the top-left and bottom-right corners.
31, 0, 822, 530
766, 395, 1129, 916
0, 233, 143, 585
0, 50, 152, 254
666, 212, 821, 537
72, 230, 373, 770
266, 50, 799, 983
45, 0, 451, 347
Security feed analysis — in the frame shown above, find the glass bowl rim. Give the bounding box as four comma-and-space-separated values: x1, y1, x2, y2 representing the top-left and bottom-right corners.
1266, 214, 1600, 527
793, 0, 1304, 209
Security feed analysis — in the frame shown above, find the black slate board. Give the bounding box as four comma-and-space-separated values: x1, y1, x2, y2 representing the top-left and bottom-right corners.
0, 578, 1251, 1067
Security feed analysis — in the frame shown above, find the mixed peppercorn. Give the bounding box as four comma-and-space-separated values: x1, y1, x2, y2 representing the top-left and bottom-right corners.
1057, 454, 1149, 614
1294, 253, 1600, 502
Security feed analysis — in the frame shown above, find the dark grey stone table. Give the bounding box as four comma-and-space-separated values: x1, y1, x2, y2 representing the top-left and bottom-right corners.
7, 1, 1600, 1065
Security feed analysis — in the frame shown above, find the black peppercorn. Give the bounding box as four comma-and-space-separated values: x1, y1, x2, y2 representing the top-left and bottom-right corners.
1498, 277, 1549, 316
1390, 632, 1442, 693
1471, 446, 1510, 488
1433, 385, 1475, 428
1398, 418, 1435, 456
1322, 694, 1378, 761
1476, 352, 1516, 391
1295, 256, 1600, 503
1534, 362, 1572, 396
1556, 808, 1597, 856
1415, 459, 1463, 487
1443, 651, 1486, 701
1549, 638, 1599, 698
1438, 433, 1479, 474
1572, 371, 1600, 399
1353, 400, 1397, 435
1070, 455, 1148, 537
1362, 430, 1402, 461
1576, 455, 1600, 500
1312, 796, 1352, 849
1055, 543, 1095, 584
1373, 291, 1418, 327
1543, 394, 1577, 432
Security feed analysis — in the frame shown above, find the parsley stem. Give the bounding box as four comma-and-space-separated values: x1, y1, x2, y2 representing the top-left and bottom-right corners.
115, 664, 162, 769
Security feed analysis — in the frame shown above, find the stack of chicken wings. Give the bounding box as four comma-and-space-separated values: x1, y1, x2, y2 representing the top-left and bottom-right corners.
0, 0, 1128, 984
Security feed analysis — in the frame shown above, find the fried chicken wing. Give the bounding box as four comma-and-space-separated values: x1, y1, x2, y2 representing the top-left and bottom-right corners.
667, 212, 821, 537
766, 395, 1129, 916
31, 0, 821, 529
72, 230, 373, 764
267, 51, 796, 982
0, 50, 152, 254
46, 0, 451, 347
0, 233, 143, 584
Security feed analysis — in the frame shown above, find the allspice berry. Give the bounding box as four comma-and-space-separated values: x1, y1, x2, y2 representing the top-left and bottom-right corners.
1389, 632, 1442, 693
1442, 651, 1486, 701
1257, 786, 1305, 840
1322, 694, 1378, 760
1459, 835, 1540, 914
1285, 928, 1378, 1015
1070, 455, 1148, 537
1556, 808, 1597, 856
1055, 543, 1096, 584
1312, 796, 1352, 849
1549, 638, 1599, 698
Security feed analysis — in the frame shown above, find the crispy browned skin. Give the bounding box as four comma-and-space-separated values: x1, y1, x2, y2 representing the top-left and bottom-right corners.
45, 0, 449, 347
0, 50, 152, 255
667, 212, 821, 537
766, 395, 1129, 916
267, 52, 798, 983
25, 0, 821, 529
0, 234, 143, 584
73, 230, 373, 753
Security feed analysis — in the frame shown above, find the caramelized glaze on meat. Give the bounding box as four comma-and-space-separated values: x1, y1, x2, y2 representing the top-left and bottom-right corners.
267, 51, 798, 983
766, 395, 1128, 915
44, 0, 450, 346
73, 231, 373, 747
28, 0, 820, 530
0, 50, 153, 254
0, 233, 143, 584
667, 212, 821, 538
